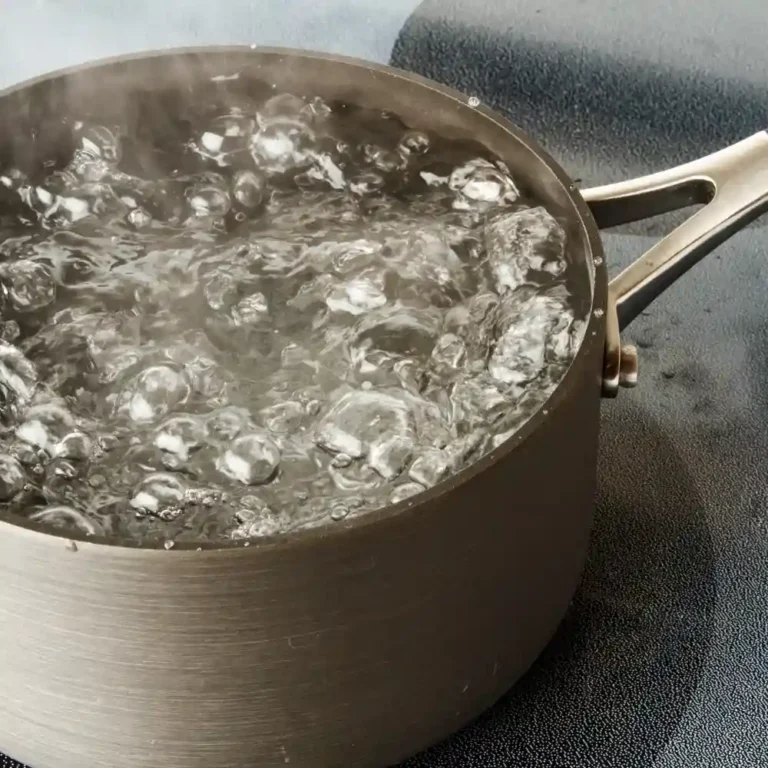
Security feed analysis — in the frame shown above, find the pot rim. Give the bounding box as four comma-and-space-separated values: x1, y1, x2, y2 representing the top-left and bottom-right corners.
0, 45, 608, 552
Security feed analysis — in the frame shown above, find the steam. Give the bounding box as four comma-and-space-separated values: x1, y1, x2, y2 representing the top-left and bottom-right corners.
0, 0, 422, 91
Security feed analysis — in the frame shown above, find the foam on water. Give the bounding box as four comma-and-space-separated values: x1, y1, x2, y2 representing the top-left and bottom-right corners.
0, 83, 589, 544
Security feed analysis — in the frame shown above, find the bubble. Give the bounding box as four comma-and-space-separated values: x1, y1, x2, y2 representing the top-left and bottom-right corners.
216, 433, 281, 485
130, 473, 188, 521
393, 231, 468, 296
0, 320, 20, 342
429, 333, 467, 378
297, 153, 346, 190
259, 400, 305, 433
364, 145, 405, 173
393, 358, 427, 395
449, 374, 508, 428
368, 434, 413, 480
200, 263, 260, 312
398, 131, 430, 156
29, 505, 100, 536
55, 250, 104, 288
328, 460, 384, 493
97, 434, 120, 453
212, 111, 256, 138
0, 454, 26, 500
250, 102, 313, 175
127, 207, 152, 229
249, 239, 304, 275
390, 481, 425, 504
230, 293, 269, 326
80, 125, 122, 164
185, 176, 232, 218
45, 195, 93, 227
302, 96, 332, 122
43, 457, 89, 505
252, 127, 300, 169
349, 172, 385, 196
356, 305, 442, 358
15, 184, 52, 217
16, 402, 75, 454
259, 94, 307, 124
231, 499, 291, 539
326, 276, 387, 316
122, 365, 191, 424
11, 437, 45, 469
280, 343, 309, 368
54, 431, 93, 460
449, 158, 519, 208
153, 415, 204, 468
409, 449, 449, 487
205, 407, 253, 442
0, 167, 27, 191
489, 293, 576, 385
331, 452, 353, 469
98, 347, 143, 385
84, 313, 136, 374
448, 292, 500, 362
42, 168, 80, 194
316, 390, 414, 459
201, 132, 225, 154
484, 207, 567, 293
299, 239, 377, 276
330, 503, 351, 521
232, 170, 266, 208
191, 112, 256, 165
0, 260, 56, 312
200, 266, 238, 312
443, 430, 486, 468
0, 341, 38, 420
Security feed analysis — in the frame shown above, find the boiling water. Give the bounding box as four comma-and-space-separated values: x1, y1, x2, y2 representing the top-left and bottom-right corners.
0, 84, 589, 545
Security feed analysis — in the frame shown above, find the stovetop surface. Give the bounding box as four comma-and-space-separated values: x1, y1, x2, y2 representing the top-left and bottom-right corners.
2, 1, 767, 766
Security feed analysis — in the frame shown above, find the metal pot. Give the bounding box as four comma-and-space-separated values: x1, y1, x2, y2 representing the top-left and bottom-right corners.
0, 47, 766, 768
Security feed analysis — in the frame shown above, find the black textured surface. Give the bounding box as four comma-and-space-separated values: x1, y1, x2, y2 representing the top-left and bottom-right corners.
3, 1, 768, 767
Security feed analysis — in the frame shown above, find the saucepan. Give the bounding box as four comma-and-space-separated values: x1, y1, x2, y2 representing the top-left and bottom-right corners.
0, 47, 766, 768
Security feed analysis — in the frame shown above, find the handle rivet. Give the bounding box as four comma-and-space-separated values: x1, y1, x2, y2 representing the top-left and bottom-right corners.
468, 96, 480, 108
593, 308, 604, 318
594, 257, 603, 266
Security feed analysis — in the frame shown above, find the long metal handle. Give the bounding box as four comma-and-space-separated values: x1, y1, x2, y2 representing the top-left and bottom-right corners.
581, 131, 768, 397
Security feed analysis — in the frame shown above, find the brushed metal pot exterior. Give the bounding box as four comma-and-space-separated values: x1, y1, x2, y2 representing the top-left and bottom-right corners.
1, 48, 767, 768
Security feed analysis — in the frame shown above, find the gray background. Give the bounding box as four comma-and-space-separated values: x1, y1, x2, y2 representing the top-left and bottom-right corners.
0, 0, 418, 87
2, 1, 767, 766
